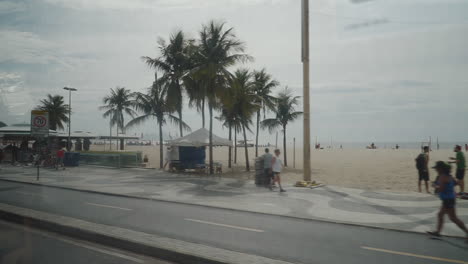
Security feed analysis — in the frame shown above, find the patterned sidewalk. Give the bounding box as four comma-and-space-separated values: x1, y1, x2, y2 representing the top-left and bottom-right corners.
1, 164, 467, 237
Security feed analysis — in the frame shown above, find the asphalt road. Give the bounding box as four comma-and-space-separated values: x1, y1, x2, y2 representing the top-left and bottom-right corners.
0, 220, 171, 264
0, 181, 467, 264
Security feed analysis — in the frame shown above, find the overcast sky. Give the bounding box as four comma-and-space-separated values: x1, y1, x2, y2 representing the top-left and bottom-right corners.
1, 0, 467, 144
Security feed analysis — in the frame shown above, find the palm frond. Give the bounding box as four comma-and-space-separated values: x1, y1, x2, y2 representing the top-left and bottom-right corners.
125, 114, 153, 129
260, 118, 282, 134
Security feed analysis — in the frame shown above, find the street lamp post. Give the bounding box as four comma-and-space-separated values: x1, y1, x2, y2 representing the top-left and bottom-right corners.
63, 87, 77, 151
302, 0, 311, 181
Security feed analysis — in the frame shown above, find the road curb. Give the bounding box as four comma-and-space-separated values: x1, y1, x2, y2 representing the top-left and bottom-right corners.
0, 178, 464, 239
0, 203, 295, 264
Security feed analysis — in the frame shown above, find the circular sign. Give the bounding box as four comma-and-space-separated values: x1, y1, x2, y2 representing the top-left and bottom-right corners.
33, 116, 47, 128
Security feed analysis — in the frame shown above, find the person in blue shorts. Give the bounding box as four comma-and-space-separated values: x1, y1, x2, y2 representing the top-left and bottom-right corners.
427, 161, 468, 242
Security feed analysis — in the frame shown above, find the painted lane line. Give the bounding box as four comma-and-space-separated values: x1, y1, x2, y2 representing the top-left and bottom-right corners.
1, 221, 143, 263
57, 236, 144, 263
14, 191, 42, 197
362, 246, 468, 264
85, 202, 133, 211
185, 218, 265, 233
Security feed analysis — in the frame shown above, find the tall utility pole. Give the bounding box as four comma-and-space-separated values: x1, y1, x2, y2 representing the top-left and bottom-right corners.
63, 87, 77, 151
302, 0, 311, 181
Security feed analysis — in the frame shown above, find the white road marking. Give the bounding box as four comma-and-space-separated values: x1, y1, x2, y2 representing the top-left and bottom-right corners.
55, 236, 144, 263
185, 218, 265, 233
85, 202, 133, 211
1, 221, 143, 263
14, 191, 42, 197
362, 246, 468, 264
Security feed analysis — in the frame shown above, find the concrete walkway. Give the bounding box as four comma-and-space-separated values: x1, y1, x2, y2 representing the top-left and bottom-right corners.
1, 164, 467, 237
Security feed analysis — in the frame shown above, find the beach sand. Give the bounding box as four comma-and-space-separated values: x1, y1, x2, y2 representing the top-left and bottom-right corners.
91, 144, 458, 193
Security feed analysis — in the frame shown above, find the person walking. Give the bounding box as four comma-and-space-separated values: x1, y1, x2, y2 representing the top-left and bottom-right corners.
271, 149, 285, 192
427, 161, 468, 242
262, 148, 274, 190
55, 147, 65, 170
449, 145, 465, 195
0, 147, 4, 170
163, 146, 179, 171
11, 143, 18, 165
415, 146, 430, 193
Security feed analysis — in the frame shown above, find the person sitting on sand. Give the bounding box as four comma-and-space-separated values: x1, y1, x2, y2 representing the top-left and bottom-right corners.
427, 161, 468, 242
271, 149, 285, 192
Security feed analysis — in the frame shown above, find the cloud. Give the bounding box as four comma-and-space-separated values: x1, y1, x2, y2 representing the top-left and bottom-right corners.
0, 30, 96, 70
312, 82, 375, 94
0, 30, 61, 65
42, 0, 286, 10
0, 1, 25, 14
0, 72, 33, 123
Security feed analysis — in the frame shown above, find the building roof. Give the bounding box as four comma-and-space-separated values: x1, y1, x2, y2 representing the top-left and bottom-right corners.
57, 131, 98, 139
167, 128, 232, 147
98, 134, 140, 140
0, 124, 57, 137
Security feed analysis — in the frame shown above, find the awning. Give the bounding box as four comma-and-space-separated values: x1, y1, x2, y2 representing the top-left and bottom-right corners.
167, 128, 232, 147
57, 131, 98, 139
0, 124, 57, 137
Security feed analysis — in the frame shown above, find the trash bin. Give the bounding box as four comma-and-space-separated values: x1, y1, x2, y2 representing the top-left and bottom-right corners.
64, 152, 80, 167
255, 157, 265, 186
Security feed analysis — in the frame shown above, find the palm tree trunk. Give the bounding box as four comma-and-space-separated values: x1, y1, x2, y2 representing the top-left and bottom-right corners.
242, 123, 250, 171
109, 119, 112, 151
234, 126, 237, 164
228, 124, 232, 169
201, 97, 205, 128
209, 104, 214, 174
255, 110, 260, 157
283, 125, 287, 167
120, 125, 124, 150
159, 121, 163, 169
116, 126, 119, 150
178, 109, 183, 137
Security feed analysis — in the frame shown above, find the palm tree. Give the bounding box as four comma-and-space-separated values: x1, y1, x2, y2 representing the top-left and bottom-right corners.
99, 87, 136, 150
190, 20, 251, 174
126, 74, 189, 168
227, 69, 259, 171
143, 30, 193, 137
216, 109, 240, 169
184, 74, 207, 128
261, 88, 303, 167
36, 94, 69, 131
252, 69, 279, 157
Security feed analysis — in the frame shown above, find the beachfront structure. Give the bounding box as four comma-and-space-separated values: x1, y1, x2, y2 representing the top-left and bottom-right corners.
166, 128, 232, 171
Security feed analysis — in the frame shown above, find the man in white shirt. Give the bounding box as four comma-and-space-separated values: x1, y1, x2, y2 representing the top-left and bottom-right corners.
272, 149, 285, 192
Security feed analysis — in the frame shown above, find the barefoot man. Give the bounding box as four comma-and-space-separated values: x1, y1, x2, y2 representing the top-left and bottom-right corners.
427, 161, 468, 242
415, 146, 430, 193
450, 145, 465, 195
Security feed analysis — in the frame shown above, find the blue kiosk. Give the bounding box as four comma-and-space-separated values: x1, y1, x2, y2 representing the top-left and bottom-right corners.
166, 128, 232, 172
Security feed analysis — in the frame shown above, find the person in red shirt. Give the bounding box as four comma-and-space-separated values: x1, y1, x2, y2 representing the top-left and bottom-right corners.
56, 148, 65, 170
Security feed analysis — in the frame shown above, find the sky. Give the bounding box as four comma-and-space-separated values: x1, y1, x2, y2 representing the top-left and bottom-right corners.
1, 0, 468, 145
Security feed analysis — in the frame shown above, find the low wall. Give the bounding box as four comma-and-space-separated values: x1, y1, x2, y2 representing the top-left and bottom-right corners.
79, 151, 142, 168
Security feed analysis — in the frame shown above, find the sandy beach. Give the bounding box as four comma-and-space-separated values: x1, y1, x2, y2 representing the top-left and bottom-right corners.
91, 144, 460, 193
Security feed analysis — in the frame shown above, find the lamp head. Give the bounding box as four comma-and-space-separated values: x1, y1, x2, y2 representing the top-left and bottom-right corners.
63, 87, 77, 91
